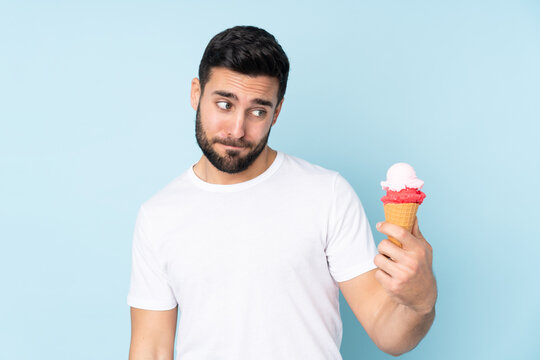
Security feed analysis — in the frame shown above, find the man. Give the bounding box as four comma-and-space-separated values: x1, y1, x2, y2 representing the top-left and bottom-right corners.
127, 26, 437, 360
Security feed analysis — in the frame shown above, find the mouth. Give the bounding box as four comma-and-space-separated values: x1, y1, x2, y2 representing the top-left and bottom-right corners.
218, 143, 245, 150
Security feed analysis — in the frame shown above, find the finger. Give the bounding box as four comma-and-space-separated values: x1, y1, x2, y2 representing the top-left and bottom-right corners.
373, 253, 401, 278
411, 217, 433, 253
377, 239, 406, 262
374, 268, 392, 289
412, 216, 423, 239
376, 221, 418, 250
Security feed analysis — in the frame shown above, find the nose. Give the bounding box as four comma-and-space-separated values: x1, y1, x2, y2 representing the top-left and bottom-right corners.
226, 110, 246, 139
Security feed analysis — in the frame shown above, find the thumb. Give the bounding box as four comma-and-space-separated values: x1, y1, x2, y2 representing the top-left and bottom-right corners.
412, 216, 423, 239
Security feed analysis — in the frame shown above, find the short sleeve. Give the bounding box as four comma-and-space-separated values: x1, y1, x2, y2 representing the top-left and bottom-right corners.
127, 205, 177, 310
325, 173, 378, 282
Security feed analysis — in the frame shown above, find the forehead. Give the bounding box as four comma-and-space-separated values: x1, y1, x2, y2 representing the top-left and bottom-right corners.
204, 67, 279, 102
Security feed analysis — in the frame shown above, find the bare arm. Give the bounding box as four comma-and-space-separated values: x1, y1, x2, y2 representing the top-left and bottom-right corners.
129, 306, 178, 360
339, 218, 437, 356
373, 290, 435, 355
339, 269, 435, 355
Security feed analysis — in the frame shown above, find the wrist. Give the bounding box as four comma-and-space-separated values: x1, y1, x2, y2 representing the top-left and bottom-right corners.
409, 281, 438, 316
402, 302, 436, 318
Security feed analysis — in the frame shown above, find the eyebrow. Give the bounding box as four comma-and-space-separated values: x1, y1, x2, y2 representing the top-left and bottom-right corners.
212, 90, 274, 108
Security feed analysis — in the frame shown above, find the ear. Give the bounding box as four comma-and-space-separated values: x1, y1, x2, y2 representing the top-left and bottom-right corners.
271, 98, 284, 126
190, 78, 201, 111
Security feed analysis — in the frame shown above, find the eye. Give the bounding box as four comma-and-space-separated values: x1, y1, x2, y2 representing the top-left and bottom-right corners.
251, 109, 266, 117
217, 101, 231, 110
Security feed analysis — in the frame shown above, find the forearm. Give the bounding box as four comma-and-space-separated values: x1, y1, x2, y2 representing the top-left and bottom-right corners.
128, 348, 174, 360
129, 339, 174, 360
372, 295, 435, 356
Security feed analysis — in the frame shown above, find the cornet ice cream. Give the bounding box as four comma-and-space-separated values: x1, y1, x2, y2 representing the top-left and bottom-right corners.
380, 163, 426, 247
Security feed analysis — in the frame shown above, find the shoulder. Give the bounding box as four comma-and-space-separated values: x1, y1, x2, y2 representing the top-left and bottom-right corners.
281, 152, 339, 181
280, 152, 358, 194
140, 169, 193, 216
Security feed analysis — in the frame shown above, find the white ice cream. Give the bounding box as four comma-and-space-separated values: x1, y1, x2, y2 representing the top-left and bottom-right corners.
381, 163, 424, 192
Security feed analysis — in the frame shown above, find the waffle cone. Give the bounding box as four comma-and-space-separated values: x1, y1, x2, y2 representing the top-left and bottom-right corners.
383, 202, 419, 248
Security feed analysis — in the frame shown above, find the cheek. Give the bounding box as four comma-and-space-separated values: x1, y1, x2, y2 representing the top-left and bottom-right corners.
245, 121, 271, 139
204, 117, 221, 133
200, 106, 223, 132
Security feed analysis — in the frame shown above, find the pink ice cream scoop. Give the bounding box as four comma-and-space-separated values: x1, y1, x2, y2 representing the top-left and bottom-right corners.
381, 163, 426, 205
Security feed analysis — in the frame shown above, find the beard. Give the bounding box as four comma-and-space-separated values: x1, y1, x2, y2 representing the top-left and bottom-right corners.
195, 105, 272, 174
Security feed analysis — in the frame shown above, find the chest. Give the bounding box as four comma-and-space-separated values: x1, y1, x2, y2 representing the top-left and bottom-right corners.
159, 195, 329, 293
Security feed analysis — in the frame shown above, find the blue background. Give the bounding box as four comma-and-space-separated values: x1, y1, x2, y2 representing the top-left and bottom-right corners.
1, 1, 539, 359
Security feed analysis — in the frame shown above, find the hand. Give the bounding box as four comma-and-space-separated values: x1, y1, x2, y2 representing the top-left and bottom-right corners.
374, 217, 437, 315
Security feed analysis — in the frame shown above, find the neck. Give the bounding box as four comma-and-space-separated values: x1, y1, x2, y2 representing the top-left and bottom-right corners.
193, 146, 277, 185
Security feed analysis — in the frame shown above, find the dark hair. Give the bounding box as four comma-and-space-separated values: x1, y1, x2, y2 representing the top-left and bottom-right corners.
198, 25, 290, 105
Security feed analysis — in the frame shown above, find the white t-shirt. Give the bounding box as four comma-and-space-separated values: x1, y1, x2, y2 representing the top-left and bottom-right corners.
127, 151, 377, 360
